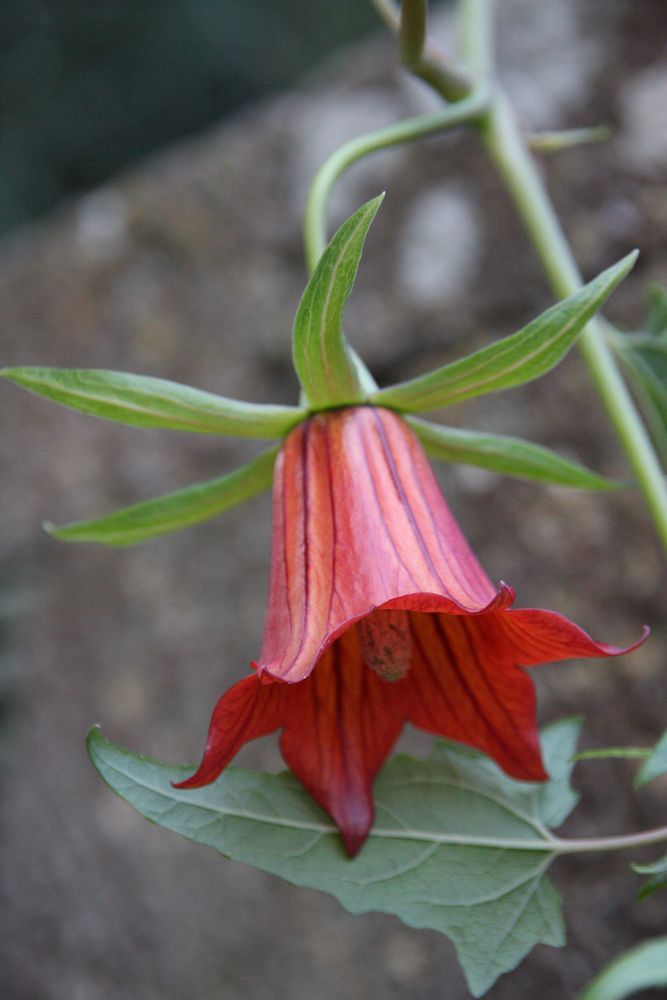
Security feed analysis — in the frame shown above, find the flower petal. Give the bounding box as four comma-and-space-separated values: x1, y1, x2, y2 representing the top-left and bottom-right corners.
481, 609, 650, 665
258, 406, 501, 683
406, 612, 547, 780
279, 629, 408, 856
173, 675, 283, 789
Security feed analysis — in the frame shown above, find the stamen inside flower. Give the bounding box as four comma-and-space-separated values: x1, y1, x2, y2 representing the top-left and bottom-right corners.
357, 610, 412, 681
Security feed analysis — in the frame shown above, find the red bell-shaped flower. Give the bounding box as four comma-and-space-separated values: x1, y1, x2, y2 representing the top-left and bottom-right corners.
176, 406, 644, 855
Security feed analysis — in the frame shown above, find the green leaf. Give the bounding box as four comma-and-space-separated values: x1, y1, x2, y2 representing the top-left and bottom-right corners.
88, 718, 582, 997
646, 284, 667, 337
632, 855, 667, 901
370, 252, 638, 413
578, 937, 667, 1000
635, 729, 667, 788
408, 416, 619, 489
0, 367, 306, 439
45, 446, 278, 546
616, 291, 667, 464
292, 196, 383, 409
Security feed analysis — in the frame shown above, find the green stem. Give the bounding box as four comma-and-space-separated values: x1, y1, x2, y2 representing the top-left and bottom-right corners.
303, 86, 489, 273
479, 89, 667, 551
554, 825, 667, 856
399, 0, 427, 66
369, 0, 400, 32
458, 0, 494, 78
403, 0, 667, 551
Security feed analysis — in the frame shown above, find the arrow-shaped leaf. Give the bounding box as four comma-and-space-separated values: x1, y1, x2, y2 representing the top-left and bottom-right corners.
45, 446, 278, 546
1, 367, 306, 439
89, 718, 582, 997
408, 416, 619, 489
370, 252, 638, 413
292, 196, 383, 408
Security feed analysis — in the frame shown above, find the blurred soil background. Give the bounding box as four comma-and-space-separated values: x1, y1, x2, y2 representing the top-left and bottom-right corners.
1, 1, 667, 998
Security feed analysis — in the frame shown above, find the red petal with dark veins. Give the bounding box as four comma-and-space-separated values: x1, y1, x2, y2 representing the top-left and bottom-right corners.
257, 406, 502, 683
173, 675, 284, 790
279, 628, 408, 856
481, 609, 650, 665
175, 627, 408, 855
406, 612, 547, 781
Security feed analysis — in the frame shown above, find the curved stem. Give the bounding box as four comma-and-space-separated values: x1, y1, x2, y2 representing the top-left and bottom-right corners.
303, 86, 489, 273
479, 92, 667, 551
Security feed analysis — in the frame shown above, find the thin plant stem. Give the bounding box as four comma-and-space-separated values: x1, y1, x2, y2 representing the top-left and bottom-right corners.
303, 86, 489, 273
369, 0, 400, 32
399, 0, 427, 67
458, 0, 667, 549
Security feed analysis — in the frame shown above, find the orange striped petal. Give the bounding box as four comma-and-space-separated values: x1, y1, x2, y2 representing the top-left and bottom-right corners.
257, 406, 503, 683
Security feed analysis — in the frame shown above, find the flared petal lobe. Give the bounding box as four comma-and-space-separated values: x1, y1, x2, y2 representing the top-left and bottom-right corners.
257, 405, 502, 683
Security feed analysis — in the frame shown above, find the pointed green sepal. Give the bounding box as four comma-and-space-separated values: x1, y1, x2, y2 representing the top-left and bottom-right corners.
292, 195, 383, 409
409, 417, 620, 489
614, 285, 667, 465
0, 367, 306, 439
370, 251, 638, 413
44, 446, 278, 546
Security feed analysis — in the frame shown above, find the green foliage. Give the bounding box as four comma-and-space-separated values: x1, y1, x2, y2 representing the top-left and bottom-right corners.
408, 416, 619, 489
578, 937, 667, 1000
45, 446, 278, 546
635, 728, 667, 788
632, 855, 667, 901
370, 253, 638, 413
616, 286, 667, 465
88, 718, 583, 996
0, 368, 305, 439
292, 196, 383, 408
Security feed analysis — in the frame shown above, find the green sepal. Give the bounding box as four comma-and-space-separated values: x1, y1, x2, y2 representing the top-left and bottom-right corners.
615, 286, 667, 465
0, 367, 306, 439
578, 937, 667, 1000
45, 446, 278, 546
408, 416, 619, 489
370, 252, 638, 413
292, 196, 383, 409
88, 719, 582, 997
